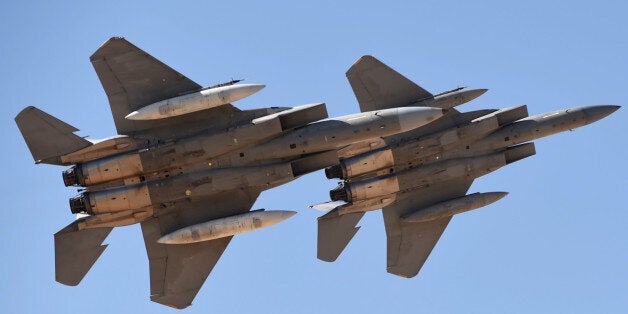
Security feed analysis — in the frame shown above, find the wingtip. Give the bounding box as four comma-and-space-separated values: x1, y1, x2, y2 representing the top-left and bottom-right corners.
386, 266, 418, 279
346, 55, 379, 76
15, 106, 36, 120
150, 295, 191, 309
90, 36, 132, 60
355, 55, 376, 64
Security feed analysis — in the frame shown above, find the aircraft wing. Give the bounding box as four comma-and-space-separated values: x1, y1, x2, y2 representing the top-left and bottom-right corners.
140, 189, 260, 309
346, 55, 432, 112
90, 37, 240, 137
383, 179, 473, 278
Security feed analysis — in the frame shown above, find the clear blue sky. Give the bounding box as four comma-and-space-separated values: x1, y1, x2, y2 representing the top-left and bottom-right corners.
1, 1, 626, 313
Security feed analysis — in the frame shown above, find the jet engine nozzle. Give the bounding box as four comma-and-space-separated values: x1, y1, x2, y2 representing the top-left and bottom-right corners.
62, 166, 80, 187
325, 165, 343, 179
330, 183, 349, 202
69, 194, 89, 214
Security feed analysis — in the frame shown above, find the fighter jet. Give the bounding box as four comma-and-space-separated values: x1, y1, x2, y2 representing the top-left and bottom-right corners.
14, 39, 447, 309
313, 56, 620, 278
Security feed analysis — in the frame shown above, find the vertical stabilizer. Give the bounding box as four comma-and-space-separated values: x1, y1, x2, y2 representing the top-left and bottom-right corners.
346, 56, 432, 112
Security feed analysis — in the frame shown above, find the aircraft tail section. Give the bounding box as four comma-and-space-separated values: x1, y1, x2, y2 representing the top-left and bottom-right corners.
317, 211, 365, 262
54, 219, 113, 286
346, 55, 432, 112
15, 106, 92, 165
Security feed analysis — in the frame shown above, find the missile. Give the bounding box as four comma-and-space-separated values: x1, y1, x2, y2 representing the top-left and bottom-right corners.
157, 210, 297, 244
125, 84, 265, 120
378, 106, 446, 133
316, 106, 447, 139
402, 192, 508, 223
412, 88, 488, 109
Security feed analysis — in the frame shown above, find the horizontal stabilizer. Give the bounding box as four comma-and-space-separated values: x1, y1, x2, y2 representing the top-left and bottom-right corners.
15, 106, 92, 165
346, 55, 432, 112
54, 220, 113, 286
317, 212, 364, 262
309, 201, 346, 213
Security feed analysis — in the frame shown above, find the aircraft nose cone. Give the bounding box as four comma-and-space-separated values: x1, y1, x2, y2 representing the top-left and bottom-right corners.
240, 84, 266, 94
251, 84, 266, 92
583, 105, 620, 123
265, 210, 298, 224
277, 210, 297, 220
484, 191, 509, 202
466, 88, 488, 100
220, 84, 266, 104
125, 111, 140, 120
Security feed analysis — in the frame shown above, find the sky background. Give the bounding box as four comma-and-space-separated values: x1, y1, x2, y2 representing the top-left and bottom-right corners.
1, 1, 626, 313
